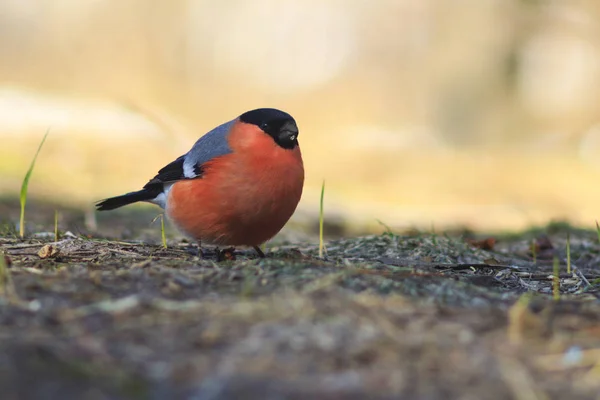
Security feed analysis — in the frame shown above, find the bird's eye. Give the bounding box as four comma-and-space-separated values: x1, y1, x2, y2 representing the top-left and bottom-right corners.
260, 122, 270, 131
289, 135, 296, 141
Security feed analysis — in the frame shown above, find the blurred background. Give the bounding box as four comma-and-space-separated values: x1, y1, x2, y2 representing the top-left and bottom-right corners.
2, 0, 600, 236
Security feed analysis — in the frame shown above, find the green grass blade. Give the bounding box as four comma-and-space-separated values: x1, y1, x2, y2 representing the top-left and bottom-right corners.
152, 214, 168, 248
54, 210, 59, 242
376, 219, 394, 236
566, 232, 571, 274
19, 129, 50, 238
596, 221, 600, 243
160, 214, 167, 249
319, 180, 325, 258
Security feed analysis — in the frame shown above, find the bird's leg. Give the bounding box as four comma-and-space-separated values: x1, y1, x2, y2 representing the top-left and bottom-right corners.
253, 245, 266, 258
197, 240, 204, 259
185, 241, 202, 257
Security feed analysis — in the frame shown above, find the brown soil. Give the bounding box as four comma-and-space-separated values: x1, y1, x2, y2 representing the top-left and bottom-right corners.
1, 197, 600, 399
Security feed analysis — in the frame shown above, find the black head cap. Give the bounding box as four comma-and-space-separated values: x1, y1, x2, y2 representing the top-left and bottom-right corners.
239, 108, 299, 150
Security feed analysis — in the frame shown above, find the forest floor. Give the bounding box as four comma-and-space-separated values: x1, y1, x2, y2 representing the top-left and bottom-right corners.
1, 197, 600, 399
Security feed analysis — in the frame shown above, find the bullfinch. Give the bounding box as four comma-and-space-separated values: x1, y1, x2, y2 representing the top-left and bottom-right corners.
96, 108, 304, 258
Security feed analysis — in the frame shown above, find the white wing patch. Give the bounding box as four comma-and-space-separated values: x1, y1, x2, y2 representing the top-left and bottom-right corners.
182, 162, 198, 179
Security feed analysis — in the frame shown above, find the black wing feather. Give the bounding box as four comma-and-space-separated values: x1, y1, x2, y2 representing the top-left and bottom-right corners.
143, 155, 204, 187
96, 155, 204, 211
144, 156, 185, 187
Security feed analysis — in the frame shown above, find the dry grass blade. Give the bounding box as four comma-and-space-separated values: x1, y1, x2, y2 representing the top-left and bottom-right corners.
378, 258, 519, 271
552, 257, 560, 301
507, 293, 538, 345
54, 210, 59, 242
62, 295, 141, 321
582, 357, 600, 388
497, 355, 549, 400
573, 266, 591, 287
535, 348, 600, 371
0, 251, 18, 302
19, 129, 50, 238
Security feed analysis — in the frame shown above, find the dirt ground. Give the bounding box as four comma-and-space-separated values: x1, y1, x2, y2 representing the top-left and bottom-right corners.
1, 198, 600, 400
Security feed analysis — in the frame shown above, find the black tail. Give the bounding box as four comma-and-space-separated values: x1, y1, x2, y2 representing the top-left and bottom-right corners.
95, 188, 158, 211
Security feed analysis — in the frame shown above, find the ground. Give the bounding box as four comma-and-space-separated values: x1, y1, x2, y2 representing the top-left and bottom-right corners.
1, 198, 600, 400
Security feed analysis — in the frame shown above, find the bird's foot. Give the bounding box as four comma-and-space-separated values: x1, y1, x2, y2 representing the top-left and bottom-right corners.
216, 247, 236, 262
253, 245, 266, 258
185, 242, 204, 258
185, 245, 199, 256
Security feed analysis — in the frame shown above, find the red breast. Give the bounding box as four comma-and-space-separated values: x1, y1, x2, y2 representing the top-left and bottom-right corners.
166, 120, 304, 246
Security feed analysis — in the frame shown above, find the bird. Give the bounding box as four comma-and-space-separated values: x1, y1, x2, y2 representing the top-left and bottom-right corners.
96, 108, 304, 258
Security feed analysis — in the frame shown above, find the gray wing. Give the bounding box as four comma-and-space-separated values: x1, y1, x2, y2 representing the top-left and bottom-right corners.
181, 118, 235, 178
144, 119, 235, 188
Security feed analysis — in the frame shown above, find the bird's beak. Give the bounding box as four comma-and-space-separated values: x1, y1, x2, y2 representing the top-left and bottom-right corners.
279, 121, 299, 141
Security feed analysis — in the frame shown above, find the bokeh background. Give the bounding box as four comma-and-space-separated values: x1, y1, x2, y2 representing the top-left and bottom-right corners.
2, 0, 600, 234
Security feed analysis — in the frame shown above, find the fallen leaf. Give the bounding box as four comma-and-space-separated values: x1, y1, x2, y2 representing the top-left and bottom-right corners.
38, 244, 60, 259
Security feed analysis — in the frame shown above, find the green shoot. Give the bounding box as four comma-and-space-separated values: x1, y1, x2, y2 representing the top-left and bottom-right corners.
19, 129, 50, 238
531, 239, 537, 264
376, 219, 394, 237
596, 221, 600, 243
431, 223, 438, 246
319, 180, 326, 258
160, 215, 167, 248
152, 214, 168, 248
54, 210, 59, 242
566, 232, 571, 274
552, 256, 560, 301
